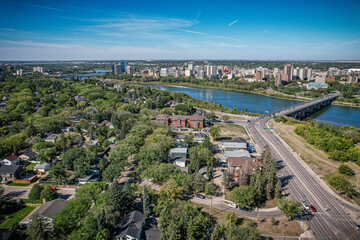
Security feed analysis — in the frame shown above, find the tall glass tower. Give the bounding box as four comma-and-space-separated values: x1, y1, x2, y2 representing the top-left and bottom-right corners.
120, 60, 127, 73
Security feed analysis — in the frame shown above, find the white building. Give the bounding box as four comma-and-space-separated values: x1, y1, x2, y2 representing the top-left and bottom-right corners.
33, 66, 44, 73
160, 68, 169, 77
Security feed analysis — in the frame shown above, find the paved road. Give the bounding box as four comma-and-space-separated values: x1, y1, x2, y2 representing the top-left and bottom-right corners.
2, 185, 76, 200
232, 118, 360, 240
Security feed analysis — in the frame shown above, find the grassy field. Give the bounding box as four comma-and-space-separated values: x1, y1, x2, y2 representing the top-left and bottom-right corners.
215, 122, 248, 141
270, 120, 360, 205
26, 163, 36, 171
194, 203, 303, 236
0, 206, 36, 229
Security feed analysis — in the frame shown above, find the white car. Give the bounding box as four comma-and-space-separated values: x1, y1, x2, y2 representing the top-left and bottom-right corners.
228, 203, 237, 208
302, 200, 310, 210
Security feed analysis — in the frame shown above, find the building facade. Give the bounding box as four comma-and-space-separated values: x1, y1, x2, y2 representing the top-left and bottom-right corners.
156, 114, 205, 128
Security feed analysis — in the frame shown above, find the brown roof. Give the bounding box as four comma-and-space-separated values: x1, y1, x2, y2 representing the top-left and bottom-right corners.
4, 154, 19, 161
228, 158, 263, 169
156, 114, 204, 121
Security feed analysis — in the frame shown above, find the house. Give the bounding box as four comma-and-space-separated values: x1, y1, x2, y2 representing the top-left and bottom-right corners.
169, 147, 188, 168
156, 114, 205, 128
44, 134, 60, 143
19, 151, 36, 161
0, 165, 25, 180
143, 218, 161, 240
113, 210, 145, 240
225, 150, 251, 159
222, 142, 247, 151
78, 174, 100, 184
22, 199, 68, 228
98, 120, 114, 129
228, 158, 263, 174
74, 95, 86, 103
1, 154, 20, 166
33, 163, 50, 173
165, 100, 179, 108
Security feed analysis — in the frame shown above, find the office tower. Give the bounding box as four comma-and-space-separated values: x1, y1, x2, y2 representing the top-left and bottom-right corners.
305, 67, 312, 80
284, 64, 293, 81
113, 64, 122, 75
185, 69, 193, 77
33, 66, 44, 73
273, 68, 279, 76
256, 70, 263, 81
275, 72, 282, 86
210, 66, 217, 77
299, 69, 305, 80
293, 67, 300, 80
120, 60, 127, 73
160, 68, 169, 77
197, 70, 205, 79
348, 71, 360, 83
188, 62, 194, 71
126, 66, 134, 75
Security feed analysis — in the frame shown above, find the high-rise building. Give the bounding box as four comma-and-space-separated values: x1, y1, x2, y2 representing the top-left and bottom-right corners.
305, 67, 312, 80
16, 69, 23, 76
273, 68, 279, 76
185, 69, 193, 77
113, 64, 122, 75
160, 68, 169, 77
284, 64, 293, 82
256, 70, 263, 81
120, 60, 127, 73
275, 72, 282, 86
33, 66, 44, 73
188, 62, 194, 71
197, 70, 205, 79
126, 66, 134, 75
293, 67, 300, 80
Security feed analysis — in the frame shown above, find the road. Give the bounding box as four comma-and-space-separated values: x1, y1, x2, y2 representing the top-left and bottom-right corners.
232, 117, 360, 240
2, 185, 76, 200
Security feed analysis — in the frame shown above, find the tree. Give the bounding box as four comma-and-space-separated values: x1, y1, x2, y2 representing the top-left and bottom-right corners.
205, 111, 216, 120
277, 197, 302, 219
40, 186, 57, 201
106, 181, 135, 214
26, 214, 51, 240
29, 183, 42, 201
143, 186, 151, 217
231, 185, 255, 208
61, 148, 87, 170
210, 125, 221, 140
49, 163, 68, 183
338, 164, 355, 176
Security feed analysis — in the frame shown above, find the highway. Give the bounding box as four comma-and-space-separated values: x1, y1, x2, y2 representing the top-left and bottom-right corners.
232, 117, 360, 240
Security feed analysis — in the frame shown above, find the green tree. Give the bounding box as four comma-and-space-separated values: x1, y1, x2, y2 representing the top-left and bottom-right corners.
222, 115, 230, 123
143, 186, 151, 217
26, 214, 51, 240
277, 197, 302, 219
230, 185, 255, 208
40, 186, 57, 201
106, 181, 135, 214
210, 125, 221, 140
338, 164, 355, 176
29, 183, 42, 201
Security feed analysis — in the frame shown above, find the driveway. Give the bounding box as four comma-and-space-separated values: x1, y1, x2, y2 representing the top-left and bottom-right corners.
2, 185, 76, 200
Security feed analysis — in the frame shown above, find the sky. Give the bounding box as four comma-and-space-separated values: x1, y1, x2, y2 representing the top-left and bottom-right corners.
1, 0, 360, 61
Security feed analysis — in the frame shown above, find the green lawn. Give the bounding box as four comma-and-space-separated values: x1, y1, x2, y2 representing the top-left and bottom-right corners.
9, 182, 29, 186
26, 163, 36, 171
0, 206, 36, 229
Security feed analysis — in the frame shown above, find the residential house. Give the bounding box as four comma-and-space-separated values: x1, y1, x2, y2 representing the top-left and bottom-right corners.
1, 154, 20, 166
22, 199, 68, 228
98, 120, 114, 129
78, 174, 100, 184
0, 165, 25, 181
227, 158, 263, 174
19, 151, 36, 161
33, 163, 50, 173
222, 142, 247, 151
113, 210, 145, 240
44, 134, 60, 143
169, 147, 188, 168
225, 150, 251, 159
74, 95, 86, 103
156, 114, 205, 128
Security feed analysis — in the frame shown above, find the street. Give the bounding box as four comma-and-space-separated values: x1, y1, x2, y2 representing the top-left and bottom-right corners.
2, 185, 76, 200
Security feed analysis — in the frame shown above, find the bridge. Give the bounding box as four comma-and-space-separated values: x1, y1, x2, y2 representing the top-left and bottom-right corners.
262, 92, 340, 120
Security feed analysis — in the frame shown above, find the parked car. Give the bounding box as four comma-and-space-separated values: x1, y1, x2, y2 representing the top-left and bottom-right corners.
310, 205, 317, 212
355, 225, 360, 230
302, 200, 310, 210
196, 194, 205, 199
228, 203, 237, 208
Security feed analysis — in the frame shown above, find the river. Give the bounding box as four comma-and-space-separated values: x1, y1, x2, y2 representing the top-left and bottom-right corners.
143, 84, 360, 128
62, 69, 110, 80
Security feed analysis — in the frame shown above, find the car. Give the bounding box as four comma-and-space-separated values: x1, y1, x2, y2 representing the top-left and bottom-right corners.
196, 194, 205, 199
355, 225, 360, 230
228, 203, 237, 208
302, 201, 310, 210
310, 205, 317, 212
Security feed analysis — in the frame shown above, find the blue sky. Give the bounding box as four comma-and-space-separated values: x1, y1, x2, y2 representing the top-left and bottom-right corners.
1, 0, 360, 60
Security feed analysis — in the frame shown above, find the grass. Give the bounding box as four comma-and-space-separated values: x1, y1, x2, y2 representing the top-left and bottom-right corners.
9, 182, 30, 186
215, 122, 248, 140
22, 198, 43, 204
0, 206, 36, 229
26, 163, 36, 171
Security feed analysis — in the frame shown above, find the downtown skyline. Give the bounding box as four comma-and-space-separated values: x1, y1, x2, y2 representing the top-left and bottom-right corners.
1, 0, 360, 61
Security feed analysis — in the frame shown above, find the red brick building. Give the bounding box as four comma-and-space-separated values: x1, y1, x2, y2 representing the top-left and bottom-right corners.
156, 114, 205, 128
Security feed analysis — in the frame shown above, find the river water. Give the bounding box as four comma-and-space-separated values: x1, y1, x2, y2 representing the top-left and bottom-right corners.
143, 84, 360, 128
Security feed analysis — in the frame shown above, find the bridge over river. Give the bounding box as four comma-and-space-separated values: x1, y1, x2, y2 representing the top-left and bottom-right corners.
262, 92, 340, 120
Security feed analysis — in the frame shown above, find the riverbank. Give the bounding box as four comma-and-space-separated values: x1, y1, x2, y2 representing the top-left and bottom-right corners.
106, 79, 360, 108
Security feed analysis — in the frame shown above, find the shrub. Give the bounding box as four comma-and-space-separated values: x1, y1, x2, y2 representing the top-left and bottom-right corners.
338, 164, 355, 176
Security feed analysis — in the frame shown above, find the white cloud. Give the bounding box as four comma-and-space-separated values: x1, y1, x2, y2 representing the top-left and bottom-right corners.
228, 19, 239, 27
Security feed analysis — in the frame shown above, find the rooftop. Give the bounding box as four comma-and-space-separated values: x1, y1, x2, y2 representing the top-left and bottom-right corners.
4, 154, 19, 161
0, 165, 23, 174
223, 142, 247, 149
228, 158, 263, 169
30, 199, 68, 219
225, 150, 251, 158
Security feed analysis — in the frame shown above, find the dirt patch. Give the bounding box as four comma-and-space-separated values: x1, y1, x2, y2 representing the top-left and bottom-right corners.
215, 122, 248, 140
